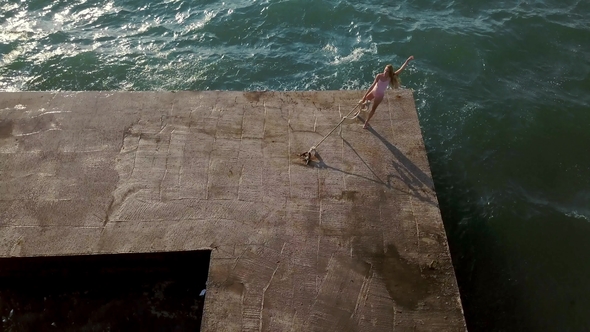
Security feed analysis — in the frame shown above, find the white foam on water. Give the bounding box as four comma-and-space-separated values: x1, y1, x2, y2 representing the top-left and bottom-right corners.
330, 43, 377, 65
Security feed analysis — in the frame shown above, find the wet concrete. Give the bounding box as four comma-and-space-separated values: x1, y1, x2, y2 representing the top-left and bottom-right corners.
0, 91, 466, 331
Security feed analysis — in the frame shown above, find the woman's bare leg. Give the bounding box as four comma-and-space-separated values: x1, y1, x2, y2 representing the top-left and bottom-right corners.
362, 92, 375, 110
363, 96, 383, 128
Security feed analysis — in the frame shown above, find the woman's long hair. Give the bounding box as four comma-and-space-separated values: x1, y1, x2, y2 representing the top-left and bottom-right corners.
386, 64, 401, 89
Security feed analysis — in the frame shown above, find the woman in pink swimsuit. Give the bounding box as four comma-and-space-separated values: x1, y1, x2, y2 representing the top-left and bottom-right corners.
360, 56, 414, 128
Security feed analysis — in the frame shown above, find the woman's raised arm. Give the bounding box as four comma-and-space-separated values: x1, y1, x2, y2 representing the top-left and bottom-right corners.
394, 56, 414, 75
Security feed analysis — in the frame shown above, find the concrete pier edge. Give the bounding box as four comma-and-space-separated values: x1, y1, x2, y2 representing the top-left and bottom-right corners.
0, 90, 466, 331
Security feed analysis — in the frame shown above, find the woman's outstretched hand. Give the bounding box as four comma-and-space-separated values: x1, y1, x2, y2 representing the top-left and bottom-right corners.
407, 55, 414, 61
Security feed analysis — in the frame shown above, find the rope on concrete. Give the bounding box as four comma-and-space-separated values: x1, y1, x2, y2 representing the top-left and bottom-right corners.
307, 101, 365, 153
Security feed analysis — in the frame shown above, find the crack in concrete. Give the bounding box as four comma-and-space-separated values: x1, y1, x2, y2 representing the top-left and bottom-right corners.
102, 184, 143, 227
351, 262, 373, 321
237, 164, 245, 201
129, 135, 141, 179
102, 196, 115, 227
262, 101, 267, 137
159, 130, 172, 201
287, 117, 292, 199
259, 242, 286, 331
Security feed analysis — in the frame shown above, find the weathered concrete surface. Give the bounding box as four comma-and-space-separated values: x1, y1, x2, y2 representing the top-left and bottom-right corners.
0, 91, 466, 331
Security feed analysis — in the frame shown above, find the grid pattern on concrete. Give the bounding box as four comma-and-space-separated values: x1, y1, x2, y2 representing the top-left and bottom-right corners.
0, 91, 465, 331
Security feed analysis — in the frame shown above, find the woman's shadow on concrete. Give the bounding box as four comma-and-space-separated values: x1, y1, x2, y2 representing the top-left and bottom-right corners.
312, 121, 437, 207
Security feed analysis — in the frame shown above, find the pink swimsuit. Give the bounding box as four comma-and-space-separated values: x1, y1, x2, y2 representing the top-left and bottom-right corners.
371, 78, 389, 98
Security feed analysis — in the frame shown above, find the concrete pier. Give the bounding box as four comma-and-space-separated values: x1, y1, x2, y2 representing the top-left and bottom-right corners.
0, 91, 466, 331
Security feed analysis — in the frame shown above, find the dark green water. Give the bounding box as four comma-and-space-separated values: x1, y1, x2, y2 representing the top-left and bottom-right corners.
2, 0, 590, 330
